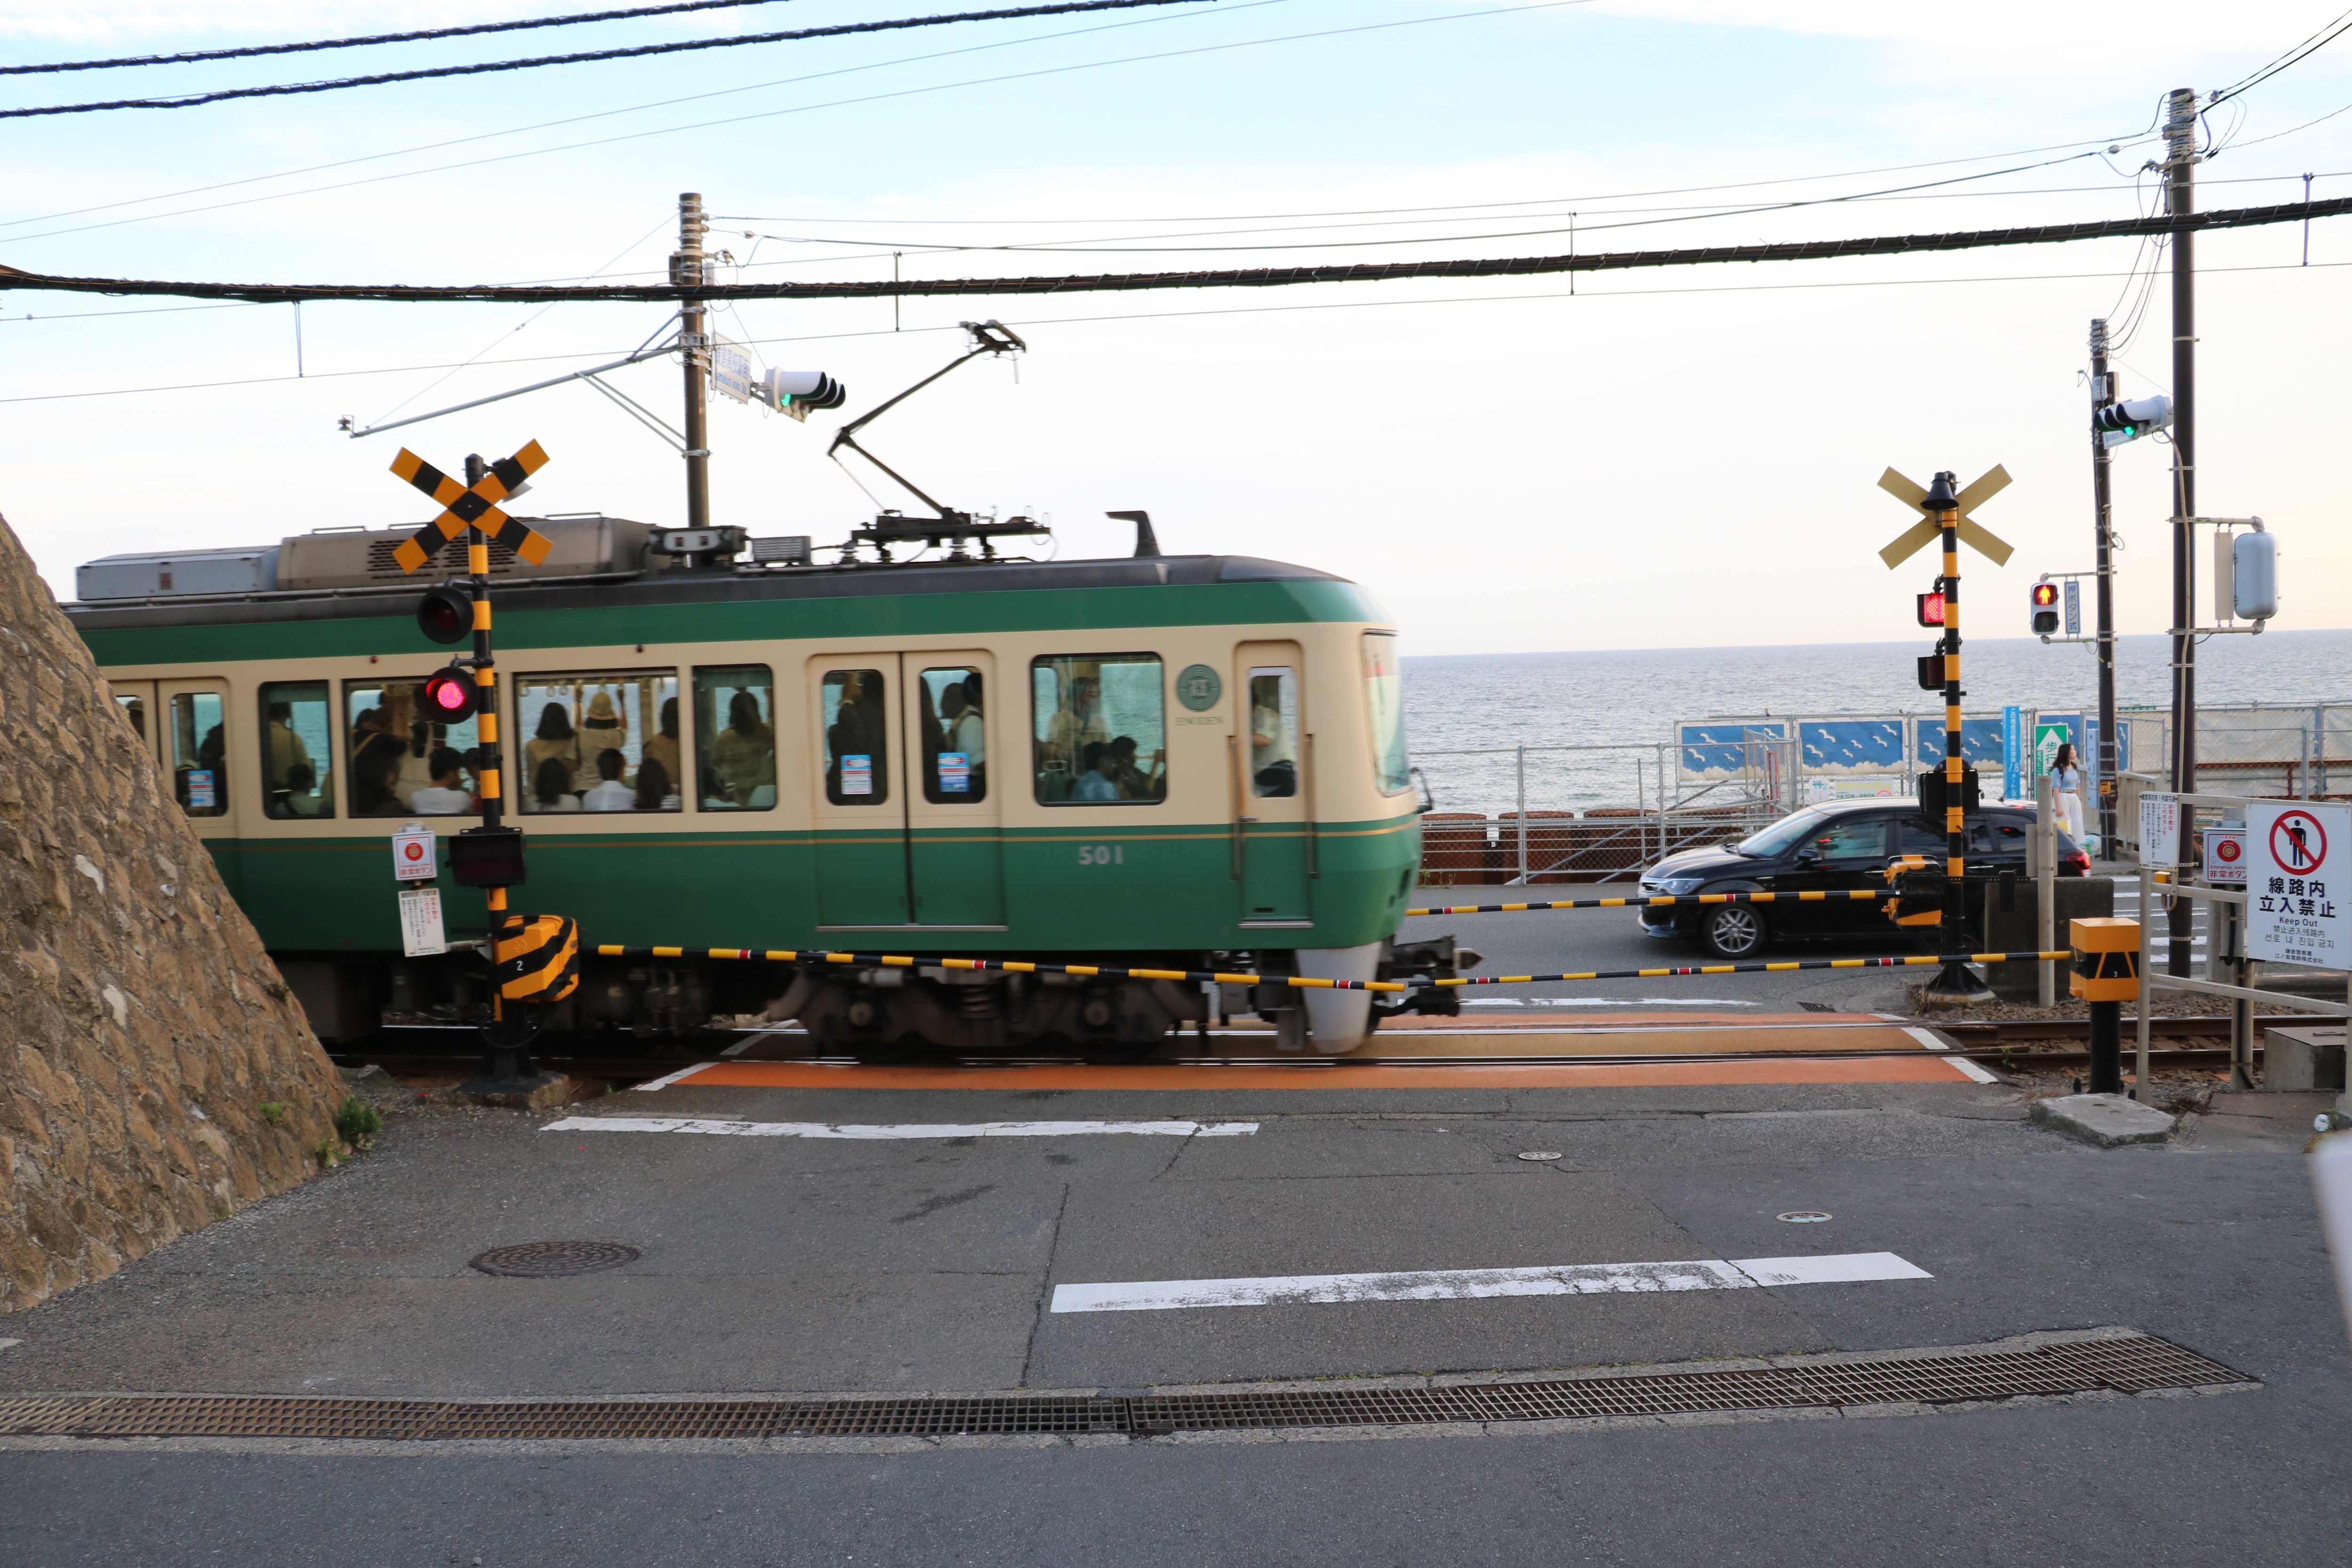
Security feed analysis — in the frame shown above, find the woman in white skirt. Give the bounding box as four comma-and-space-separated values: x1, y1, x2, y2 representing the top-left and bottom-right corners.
2050, 742, 2086, 843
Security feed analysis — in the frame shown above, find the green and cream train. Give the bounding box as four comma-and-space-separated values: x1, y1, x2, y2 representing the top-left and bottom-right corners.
66, 516, 1455, 1055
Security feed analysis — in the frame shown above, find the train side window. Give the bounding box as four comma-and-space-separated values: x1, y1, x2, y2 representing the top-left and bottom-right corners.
820, 669, 890, 806
167, 691, 228, 817
694, 665, 776, 811
344, 679, 480, 818
512, 670, 683, 813
1033, 653, 1165, 805
114, 691, 147, 742
1248, 667, 1299, 798
259, 680, 334, 819
919, 666, 986, 804
1361, 631, 1411, 795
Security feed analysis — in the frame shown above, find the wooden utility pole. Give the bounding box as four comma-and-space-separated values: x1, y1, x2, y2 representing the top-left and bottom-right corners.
2089, 318, 2119, 852
2164, 88, 2198, 977
675, 191, 711, 532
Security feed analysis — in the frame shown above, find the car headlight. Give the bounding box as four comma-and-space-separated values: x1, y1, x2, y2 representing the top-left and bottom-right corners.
1652, 877, 1706, 896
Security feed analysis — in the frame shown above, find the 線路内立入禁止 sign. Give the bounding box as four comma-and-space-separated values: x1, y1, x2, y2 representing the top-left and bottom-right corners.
2248, 801, 2348, 968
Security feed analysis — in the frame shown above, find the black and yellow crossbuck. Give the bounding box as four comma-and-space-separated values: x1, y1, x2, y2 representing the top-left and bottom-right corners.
388, 441, 555, 574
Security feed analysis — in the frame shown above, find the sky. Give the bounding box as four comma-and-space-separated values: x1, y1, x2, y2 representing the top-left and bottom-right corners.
5, 0, 2352, 657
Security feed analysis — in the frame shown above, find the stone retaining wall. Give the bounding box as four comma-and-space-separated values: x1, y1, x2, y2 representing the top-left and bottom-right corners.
0, 512, 345, 1315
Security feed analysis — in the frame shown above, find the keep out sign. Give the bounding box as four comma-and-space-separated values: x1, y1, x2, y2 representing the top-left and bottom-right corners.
2248, 801, 2349, 968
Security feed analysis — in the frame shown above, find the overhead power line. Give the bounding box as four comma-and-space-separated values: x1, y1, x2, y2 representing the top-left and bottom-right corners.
1, 0, 810, 76
4, 197, 2345, 304
0, 0, 1212, 119
2211, 6, 2352, 108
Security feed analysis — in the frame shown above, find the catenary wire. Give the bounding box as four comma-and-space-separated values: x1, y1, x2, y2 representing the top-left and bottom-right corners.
0, 0, 1216, 119
8, 255, 2351, 408
0, 0, 1289, 234
2210, 6, 2352, 109
6, 197, 2342, 303
0, 0, 818, 76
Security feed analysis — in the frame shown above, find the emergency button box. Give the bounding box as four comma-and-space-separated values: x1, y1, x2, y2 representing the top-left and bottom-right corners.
2070, 916, 2141, 1002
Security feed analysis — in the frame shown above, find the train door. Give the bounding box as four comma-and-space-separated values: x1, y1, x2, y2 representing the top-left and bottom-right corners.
809, 657, 910, 927
1232, 641, 1311, 925
158, 679, 238, 831
905, 655, 1005, 927
109, 680, 156, 761
158, 678, 241, 896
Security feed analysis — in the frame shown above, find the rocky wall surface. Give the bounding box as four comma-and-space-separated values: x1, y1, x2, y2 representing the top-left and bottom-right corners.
0, 511, 346, 1315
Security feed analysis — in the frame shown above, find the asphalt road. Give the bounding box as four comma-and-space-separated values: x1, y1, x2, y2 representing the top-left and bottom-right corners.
3, 1067, 2346, 1565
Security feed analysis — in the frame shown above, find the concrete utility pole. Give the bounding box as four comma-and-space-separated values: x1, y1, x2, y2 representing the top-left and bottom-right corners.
2089, 318, 2119, 852
674, 191, 711, 532
2164, 88, 2198, 978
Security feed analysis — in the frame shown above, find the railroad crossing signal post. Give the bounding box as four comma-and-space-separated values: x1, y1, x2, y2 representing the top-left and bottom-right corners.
389, 441, 578, 1094
1881, 464, 2014, 1003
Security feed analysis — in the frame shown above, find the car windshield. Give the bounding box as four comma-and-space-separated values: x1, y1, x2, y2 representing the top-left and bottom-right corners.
1734, 807, 1833, 858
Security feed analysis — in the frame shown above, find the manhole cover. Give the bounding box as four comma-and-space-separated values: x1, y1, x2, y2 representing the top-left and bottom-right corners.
1776, 1211, 1833, 1224
469, 1242, 641, 1278
1517, 1151, 1564, 1162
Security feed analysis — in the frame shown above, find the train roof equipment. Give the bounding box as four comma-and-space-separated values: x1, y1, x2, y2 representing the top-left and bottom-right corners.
827, 319, 1050, 564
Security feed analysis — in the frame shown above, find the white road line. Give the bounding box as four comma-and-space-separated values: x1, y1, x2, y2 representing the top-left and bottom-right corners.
0, 1338, 19, 1352
629, 1062, 720, 1092
546, 1117, 1257, 1140
1049, 1251, 1931, 1313
1901, 1026, 2001, 1082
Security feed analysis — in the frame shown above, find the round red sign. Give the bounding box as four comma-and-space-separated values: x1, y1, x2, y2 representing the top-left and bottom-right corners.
2271, 810, 2328, 875
2215, 837, 2242, 864
402, 841, 425, 862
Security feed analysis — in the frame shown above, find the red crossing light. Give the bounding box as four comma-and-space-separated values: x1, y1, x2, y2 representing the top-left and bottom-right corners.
1915, 590, 1946, 628
421, 666, 478, 722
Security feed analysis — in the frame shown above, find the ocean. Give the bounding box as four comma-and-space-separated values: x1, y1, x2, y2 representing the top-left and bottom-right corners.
1401, 629, 2352, 816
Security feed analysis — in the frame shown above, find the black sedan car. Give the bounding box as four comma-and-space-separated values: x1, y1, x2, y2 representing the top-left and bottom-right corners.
1638, 799, 2088, 958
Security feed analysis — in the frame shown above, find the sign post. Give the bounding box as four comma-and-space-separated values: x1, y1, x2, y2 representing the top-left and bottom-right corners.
392, 821, 446, 958
2248, 801, 2348, 968
2002, 706, 2023, 801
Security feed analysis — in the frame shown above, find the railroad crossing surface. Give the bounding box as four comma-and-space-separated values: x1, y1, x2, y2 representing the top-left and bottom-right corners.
2, 1041, 2347, 1565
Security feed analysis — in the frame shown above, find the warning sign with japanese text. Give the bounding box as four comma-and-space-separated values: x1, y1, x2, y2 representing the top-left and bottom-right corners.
2248, 800, 2348, 968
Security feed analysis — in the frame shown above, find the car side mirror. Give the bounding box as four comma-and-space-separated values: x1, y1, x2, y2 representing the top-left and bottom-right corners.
1795, 845, 1820, 864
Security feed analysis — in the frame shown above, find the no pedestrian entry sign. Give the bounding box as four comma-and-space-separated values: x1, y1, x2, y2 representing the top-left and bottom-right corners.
2248, 801, 2348, 968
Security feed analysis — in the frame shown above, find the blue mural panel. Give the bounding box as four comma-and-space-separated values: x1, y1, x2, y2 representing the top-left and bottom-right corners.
1679, 721, 1787, 777
1800, 718, 1907, 775
1914, 718, 2005, 768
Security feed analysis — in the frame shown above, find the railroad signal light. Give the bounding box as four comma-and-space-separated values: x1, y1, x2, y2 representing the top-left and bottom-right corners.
1916, 651, 1945, 691
416, 583, 474, 645
2094, 394, 2172, 449
756, 369, 847, 422
421, 664, 478, 723
1915, 589, 1946, 628
2030, 581, 2062, 637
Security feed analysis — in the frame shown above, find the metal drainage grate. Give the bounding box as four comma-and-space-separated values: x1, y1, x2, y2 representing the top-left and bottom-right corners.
469, 1242, 641, 1278
0, 1334, 2250, 1444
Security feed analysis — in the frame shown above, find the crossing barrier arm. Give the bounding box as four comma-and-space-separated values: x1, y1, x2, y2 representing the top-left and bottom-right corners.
1405, 889, 1894, 917
593, 943, 2074, 993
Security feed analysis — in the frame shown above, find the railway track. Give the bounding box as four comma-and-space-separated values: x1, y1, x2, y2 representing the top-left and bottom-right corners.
334, 1015, 2287, 1083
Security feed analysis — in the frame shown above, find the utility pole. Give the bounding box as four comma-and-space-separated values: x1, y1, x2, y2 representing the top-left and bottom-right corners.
2089, 318, 2119, 852
2164, 88, 2198, 977
674, 191, 711, 532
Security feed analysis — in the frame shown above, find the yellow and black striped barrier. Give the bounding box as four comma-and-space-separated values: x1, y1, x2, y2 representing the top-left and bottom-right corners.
1403, 889, 1894, 917
591, 944, 2073, 994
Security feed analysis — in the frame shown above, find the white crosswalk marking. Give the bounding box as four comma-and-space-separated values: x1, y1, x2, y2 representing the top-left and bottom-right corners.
1050, 1252, 1931, 1313
545, 1117, 1257, 1140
